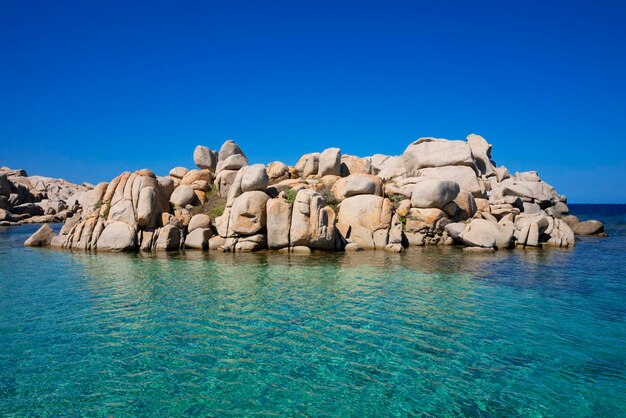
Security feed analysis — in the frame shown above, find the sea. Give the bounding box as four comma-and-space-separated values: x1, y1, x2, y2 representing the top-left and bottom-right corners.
1, 204, 625, 416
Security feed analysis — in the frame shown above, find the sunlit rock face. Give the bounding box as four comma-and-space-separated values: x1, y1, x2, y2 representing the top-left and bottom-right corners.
28, 134, 606, 252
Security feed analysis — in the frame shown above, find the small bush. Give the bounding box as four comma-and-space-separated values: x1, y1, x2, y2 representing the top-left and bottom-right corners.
389, 194, 404, 204
318, 185, 339, 212
100, 203, 110, 219
187, 186, 227, 219
284, 188, 298, 205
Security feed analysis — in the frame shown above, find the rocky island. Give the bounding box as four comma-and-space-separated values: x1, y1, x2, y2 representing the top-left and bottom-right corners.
21, 134, 606, 252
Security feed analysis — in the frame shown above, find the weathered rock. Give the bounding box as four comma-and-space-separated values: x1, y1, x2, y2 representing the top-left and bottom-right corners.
410, 179, 460, 209
96, 221, 137, 251
336, 195, 392, 250
444, 222, 466, 243
218, 139, 246, 161
227, 191, 270, 236
170, 185, 197, 207
266, 161, 290, 182
216, 154, 248, 173
340, 155, 371, 176
573, 220, 605, 236
208, 235, 226, 250
403, 137, 475, 176
375, 156, 406, 181
562, 215, 580, 229
169, 167, 189, 179
267, 197, 291, 249
318, 148, 341, 177
302, 155, 319, 178
405, 208, 446, 234
188, 214, 212, 232
215, 169, 239, 198
414, 166, 483, 197
136, 186, 157, 228
289, 189, 336, 250
241, 164, 269, 192
332, 174, 383, 200
155, 224, 181, 251
193, 145, 218, 171
184, 227, 212, 250
466, 134, 496, 176
460, 219, 514, 249
452, 191, 477, 220
24, 224, 56, 247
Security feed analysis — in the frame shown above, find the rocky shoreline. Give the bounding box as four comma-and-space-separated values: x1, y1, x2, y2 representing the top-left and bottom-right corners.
21, 135, 606, 252
0, 167, 91, 226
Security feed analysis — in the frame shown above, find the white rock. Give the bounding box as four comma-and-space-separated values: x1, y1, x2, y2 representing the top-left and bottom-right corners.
410, 179, 460, 209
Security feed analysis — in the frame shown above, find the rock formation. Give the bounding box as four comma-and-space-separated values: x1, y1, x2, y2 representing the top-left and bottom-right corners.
24, 134, 607, 252
0, 167, 90, 226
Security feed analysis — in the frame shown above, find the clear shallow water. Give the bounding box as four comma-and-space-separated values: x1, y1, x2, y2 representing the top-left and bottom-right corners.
0, 205, 625, 417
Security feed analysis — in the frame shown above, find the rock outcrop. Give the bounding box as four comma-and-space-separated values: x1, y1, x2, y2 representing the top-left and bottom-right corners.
0, 167, 90, 226
24, 134, 606, 253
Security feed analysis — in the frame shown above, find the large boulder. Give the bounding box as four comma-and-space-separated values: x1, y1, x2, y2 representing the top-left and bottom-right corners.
375, 156, 406, 181
414, 166, 483, 197
336, 195, 393, 250
460, 219, 514, 249
266, 161, 290, 182
546, 218, 576, 247
573, 220, 605, 236
136, 186, 157, 227
215, 169, 239, 198
294, 153, 319, 177
302, 155, 319, 178
170, 185, 197, 207
466, 134, 496, 176
216, 154, 248, 173
96, 221, 137, 251
318, 148, 341, 177
169, 167, 189, 179
332, 174, 383, 200
266, 197, 292, 249
24, 224, 56, 247
226, 165, 269, 203
241, 164, 269, 192
403, 137, 475, 176
496, 178, 559, 204
154, 224, 181, 251
227, 191, 270, 236
188, 213, 212, 232
410, 179, 460, 209
404, 208, 447, 234
289, 189, 336, 250
218, 139, 245, 161
340, 155, 371, 176
184, 227, 212, 250
193, 145, 218, 171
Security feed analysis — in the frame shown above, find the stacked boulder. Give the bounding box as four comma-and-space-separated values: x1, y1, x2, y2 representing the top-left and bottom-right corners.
27, 135, 606, 252
0, 166, 90, 226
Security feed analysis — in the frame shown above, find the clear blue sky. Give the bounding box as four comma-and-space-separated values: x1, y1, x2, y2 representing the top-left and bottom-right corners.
1, 0, 625, 203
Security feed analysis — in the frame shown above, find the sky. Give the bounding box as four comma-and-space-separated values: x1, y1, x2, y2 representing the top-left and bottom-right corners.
1, 0, 625, 203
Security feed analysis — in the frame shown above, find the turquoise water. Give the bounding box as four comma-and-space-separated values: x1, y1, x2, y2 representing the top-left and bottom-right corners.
1, 205, 625, 416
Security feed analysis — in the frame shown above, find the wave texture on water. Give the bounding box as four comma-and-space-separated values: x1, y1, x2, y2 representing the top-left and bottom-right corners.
0, 204, 625, 416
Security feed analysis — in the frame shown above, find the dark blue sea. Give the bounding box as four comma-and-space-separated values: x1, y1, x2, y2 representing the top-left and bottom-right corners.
1, 204, 625, 416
